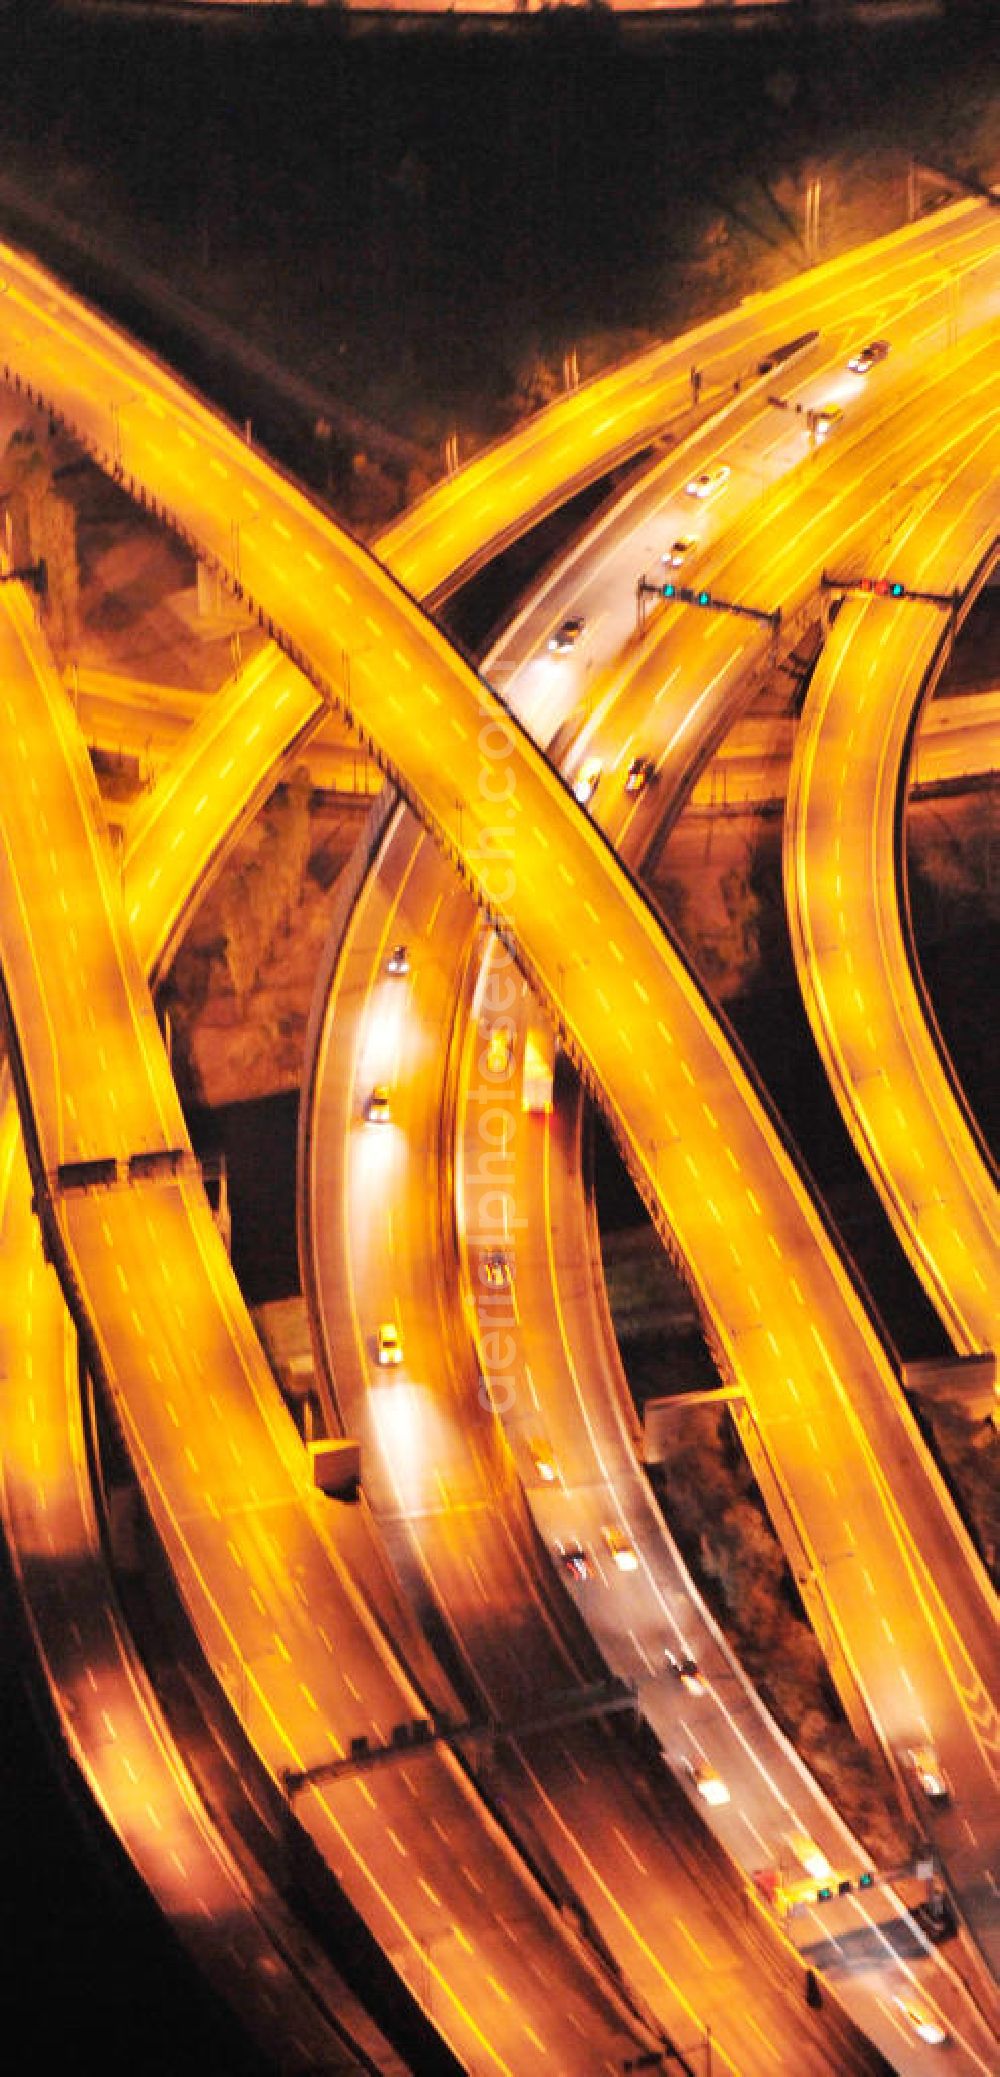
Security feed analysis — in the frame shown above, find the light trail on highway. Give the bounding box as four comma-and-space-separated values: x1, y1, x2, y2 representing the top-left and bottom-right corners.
784, 451, 1000, 1358
0, 591, 413, 2073
1, 210, 989, 1927
0, 544, 661, 2068
302, 800, 883, 2074
0, 1102, 399, 2076
301, 316, 1000, 2066
378, 198, 1000, 604
104, 266, 998, 2064
0, 592, 658, 2069
0, 213, 998, 2067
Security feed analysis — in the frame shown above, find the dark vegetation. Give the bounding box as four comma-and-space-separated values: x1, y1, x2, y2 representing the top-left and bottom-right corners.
595, 626, 1000, 1853
0, 1543, 263, 2077
0, 10, 997, 525
650, 1406, 910, 1866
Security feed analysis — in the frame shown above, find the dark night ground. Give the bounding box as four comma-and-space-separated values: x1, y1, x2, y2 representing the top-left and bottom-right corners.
1, 5, 998, 2073
0, 10, 997, 467
0, 1574, 264, 2076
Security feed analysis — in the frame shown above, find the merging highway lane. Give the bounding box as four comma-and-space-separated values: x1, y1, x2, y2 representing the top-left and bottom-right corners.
0, 219, 997, 2066
300, 805, 884, 2075
1, 220, 995, 1894
486, 328, 1000, 863
121, 537, 881, 2071
0, 576, 661, 2074
0, 592, 408, 2074
376, 197, 1000, 604
784, 463, 1000, 1359
453, 332, 1000, 1983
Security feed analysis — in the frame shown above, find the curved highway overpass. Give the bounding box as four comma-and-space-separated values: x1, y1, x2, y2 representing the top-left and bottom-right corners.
1, 214, 995, 1908
784, 485, 999, 1359
300, 321, 1000, 2063
0, 219, 997, 2067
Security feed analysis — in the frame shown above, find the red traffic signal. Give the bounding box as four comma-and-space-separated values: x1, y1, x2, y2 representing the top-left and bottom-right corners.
856, 576, 905, 597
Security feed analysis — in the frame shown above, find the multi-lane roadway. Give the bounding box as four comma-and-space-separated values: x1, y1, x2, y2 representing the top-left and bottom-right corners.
0, 204, 997, 2072
785, 461, 1000, 1358
300, 313, 1000, 2066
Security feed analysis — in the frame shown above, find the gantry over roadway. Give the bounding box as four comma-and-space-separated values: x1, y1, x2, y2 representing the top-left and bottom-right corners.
0, 591, 414, 2075
299, 310, 1000, 2053
1, 224, 997, 1953
376, 196, 999, 603
92, 352, 898, 2070
786, 489, 1000, 1360
103, 302, 996, 2059
0, 585, 665, 2072
300, 802, 897, 2075
0, 412, 885, 2077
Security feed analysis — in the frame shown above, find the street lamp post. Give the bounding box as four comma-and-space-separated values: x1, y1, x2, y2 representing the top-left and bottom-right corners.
110, 392, 141, 476
556, 954, 589, 1024
804, 177, 821, 266
556, 961, 568, 1042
